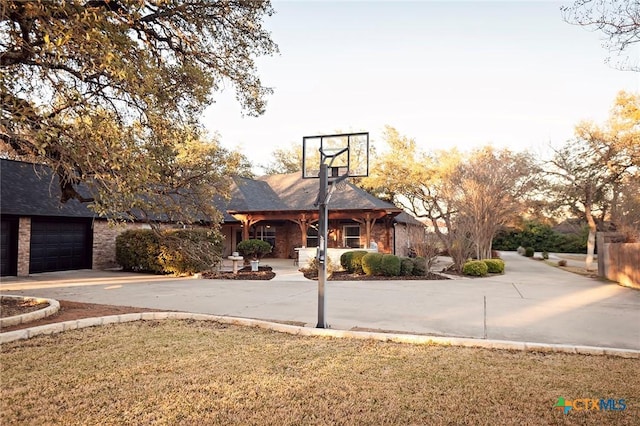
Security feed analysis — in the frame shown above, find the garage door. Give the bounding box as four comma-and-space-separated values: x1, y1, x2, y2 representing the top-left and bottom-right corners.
29, 219, 92, 273
1, 218, 18, 276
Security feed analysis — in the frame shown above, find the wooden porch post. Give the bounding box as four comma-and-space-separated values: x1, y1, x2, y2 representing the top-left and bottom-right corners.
235, 215, 258, 241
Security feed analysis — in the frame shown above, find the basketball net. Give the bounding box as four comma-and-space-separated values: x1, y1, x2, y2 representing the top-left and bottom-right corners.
329, 173, 349, 191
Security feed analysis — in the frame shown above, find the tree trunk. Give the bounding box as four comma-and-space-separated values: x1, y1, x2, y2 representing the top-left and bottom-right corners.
584, 204, 597, 271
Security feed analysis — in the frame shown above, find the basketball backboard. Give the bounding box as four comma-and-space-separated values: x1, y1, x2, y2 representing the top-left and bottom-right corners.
302, 132, 369, 179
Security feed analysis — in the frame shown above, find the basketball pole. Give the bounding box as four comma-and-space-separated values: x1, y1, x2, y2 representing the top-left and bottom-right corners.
316, 162, 329, 328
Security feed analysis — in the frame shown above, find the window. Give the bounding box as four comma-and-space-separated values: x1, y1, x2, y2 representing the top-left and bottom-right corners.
306, 227, 318, 248
343, 225, 361, 248
256, 225, 276, 248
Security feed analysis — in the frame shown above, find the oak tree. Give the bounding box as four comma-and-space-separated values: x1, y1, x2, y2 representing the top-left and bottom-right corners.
562, 0, 640, 71
545, 91, 639, 269
1, 0, 276, 223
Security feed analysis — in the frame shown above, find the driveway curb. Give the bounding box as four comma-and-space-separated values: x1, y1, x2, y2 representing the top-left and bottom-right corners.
1, 311, 638, 359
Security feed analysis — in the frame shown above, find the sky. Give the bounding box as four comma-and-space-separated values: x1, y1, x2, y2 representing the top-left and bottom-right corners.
203, 0, 640, 171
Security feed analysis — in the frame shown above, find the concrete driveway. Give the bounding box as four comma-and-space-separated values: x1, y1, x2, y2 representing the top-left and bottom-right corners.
2, 252, 639, 350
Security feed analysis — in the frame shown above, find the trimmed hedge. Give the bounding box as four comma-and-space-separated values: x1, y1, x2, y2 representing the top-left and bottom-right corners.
399, 257, 414, 276
483, 259, 505, 274
380, 254, 401, 276
412, 256, 427, 276
362, 252, 383, 276
237, 239, 272, 260
524, 247, 535, 257
116, 230, 164, 274
340, 250, 369, 273
340, 251, 353, 270
462, 260, 488, 277
116, 228, 223, 275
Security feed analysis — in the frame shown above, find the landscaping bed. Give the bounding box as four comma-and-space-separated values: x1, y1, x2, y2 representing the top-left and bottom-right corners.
0, 297, 49, 318
0, 300, 165, 332
202, 266, 275, 280
302, 270, 449, 280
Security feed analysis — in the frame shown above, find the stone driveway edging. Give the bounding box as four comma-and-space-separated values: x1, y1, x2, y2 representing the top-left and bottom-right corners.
1, 311, 638, 359
0, 295, 60, 328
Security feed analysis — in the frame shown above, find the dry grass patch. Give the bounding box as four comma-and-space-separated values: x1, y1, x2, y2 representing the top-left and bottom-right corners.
1, 320, 638, 425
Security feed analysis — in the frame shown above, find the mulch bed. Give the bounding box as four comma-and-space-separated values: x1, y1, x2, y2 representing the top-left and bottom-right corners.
1, 298, 49, 318
303, 270, 449, 281
202, 266, 275, 280
0, 300, 167, 332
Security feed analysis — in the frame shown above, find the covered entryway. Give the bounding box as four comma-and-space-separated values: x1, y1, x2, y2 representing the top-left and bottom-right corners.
1, 217, 18, 276
29, 219, 92, 273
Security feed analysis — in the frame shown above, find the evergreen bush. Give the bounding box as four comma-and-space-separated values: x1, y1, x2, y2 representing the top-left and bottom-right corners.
524, 247, 535, 257
462, 260, 488, 277
237, 239, 272, 260
340, 251, 353, 270
399, 257, 414, 276
483, 258, 505, 274
116, 228, 223, 275
159, 229, 223, 275
380, 254, 401, 276
412, 256, 427, 276
116, 229, 163, 273
350, 250, 369, 274
362, 253, 383, 276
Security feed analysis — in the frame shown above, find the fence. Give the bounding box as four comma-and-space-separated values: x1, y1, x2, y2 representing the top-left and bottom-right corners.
598, 233, 640, 289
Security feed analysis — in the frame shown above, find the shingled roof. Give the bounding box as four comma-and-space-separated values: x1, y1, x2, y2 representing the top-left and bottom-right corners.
2, 159, 412, 224
253, 173, 400, 212
1, 159, 96, 218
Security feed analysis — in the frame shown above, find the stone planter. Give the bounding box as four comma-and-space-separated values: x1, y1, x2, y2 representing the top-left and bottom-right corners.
250, 260, 260, 271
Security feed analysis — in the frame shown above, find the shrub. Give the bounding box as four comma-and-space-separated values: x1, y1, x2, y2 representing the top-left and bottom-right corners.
516, 246, 526, 255
380, 254, 401, 276
362, 253, 383, 276
158, 229, 223, 275
116, 228, 223, 275
483, 259, 505, 274
116, 230, 164, 273
558, 259, 568, 267
542, 251, 549, 260
524, 247, 535, 257
340, 251, 353, 270
305, 255, 337, 277
462, 260, 488, 277
412, 256, 427, 276
340, 250, 369, 273
399, 257, 414, 276
237, 239, 272, 260
350, 250, 369, 274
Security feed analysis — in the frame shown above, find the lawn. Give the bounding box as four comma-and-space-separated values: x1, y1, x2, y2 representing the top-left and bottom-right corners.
1, 320, 638, 425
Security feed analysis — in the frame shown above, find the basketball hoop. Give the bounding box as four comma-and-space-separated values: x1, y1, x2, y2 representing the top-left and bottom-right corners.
329, 175, 349, 190
301, 132, 369, 329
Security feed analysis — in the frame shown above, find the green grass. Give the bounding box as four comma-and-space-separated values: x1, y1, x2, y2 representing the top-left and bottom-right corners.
2, 320, 638, 425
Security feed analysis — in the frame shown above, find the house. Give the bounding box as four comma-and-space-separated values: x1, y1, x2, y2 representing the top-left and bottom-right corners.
1, 159, 425, 276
